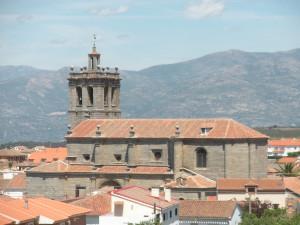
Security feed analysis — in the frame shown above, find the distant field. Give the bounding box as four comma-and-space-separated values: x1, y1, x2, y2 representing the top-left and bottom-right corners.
254, 127, 300, 139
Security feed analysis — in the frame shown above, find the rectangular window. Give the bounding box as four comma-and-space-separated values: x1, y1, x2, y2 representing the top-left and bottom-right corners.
175, 208, 178, 216
169, 210, 172, 218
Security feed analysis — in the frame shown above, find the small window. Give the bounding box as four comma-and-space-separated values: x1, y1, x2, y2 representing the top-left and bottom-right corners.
152, 149, 162, 160
175, 208, 178, 216
83, 154, 90, 161
200, 127, 212, 135
41, 158, 46, 162
169, 210, 172, 218
163, 213, 166, 221
53, 158, 58, 161
196, 148, 207, 168
247, 187, 256, 193
114, 154, 122, 161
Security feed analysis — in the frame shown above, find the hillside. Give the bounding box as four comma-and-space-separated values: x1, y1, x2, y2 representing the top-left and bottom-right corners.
1, 49, 300, 143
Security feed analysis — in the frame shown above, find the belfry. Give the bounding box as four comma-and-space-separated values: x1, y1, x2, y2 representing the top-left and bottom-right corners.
68, 35, 121, 127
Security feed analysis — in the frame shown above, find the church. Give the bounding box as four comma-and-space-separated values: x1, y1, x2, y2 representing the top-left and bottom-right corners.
26, 41, 268, 199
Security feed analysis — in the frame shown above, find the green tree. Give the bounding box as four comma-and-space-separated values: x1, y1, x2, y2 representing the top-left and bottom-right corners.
241, 208, 300, 225
276, 163, 298, 177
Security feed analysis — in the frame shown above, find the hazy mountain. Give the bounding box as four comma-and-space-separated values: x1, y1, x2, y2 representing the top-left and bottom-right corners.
1, 49, 300, 143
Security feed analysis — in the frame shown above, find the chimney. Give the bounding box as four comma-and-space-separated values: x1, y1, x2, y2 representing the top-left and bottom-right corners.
24, 199, 29, 209
175, 125, 180, 137
129, 125, 135, 137
96, 125, 101, 136
164, 188, 171, 202
151, 187, 160, 198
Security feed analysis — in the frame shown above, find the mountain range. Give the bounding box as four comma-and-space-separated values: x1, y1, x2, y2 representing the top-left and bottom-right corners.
1, 49, 300, 144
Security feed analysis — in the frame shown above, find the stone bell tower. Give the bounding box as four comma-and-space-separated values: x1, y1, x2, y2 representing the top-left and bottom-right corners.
68, 35, 121, 128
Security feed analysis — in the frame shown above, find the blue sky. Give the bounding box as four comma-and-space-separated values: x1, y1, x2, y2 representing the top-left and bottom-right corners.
0, 0, 299, 70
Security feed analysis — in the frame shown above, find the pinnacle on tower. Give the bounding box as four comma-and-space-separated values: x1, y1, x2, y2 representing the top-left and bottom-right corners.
92, 33, 97, 53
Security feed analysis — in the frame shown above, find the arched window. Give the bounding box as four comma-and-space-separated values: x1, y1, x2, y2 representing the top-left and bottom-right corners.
87, 86, 94, 105
76, 86, 82, 105
196, 148, 207, 168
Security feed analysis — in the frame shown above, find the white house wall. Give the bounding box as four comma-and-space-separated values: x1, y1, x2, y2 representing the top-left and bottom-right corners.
218, 192, 287, 207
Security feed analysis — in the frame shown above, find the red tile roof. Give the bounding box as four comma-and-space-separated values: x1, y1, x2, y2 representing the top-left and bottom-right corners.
28, 161, 172, 175
28, 147, 68, 164
111, 186, 177, 209
217, 178, 285, 192
165, 175, 216, 189
269, 139, 300, 147
71, 193, 111, 216
0, 197, 90, 224
67, 119, 268, 139
284, 177, 300, 195
277, 157, 298, 164
5, 173, 26, 190
28, 161, 94, 173
97, 165, 171, 174
0, 215, 14, 225
179, 200, 237, 219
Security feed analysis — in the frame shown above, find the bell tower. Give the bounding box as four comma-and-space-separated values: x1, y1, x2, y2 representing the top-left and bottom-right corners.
68, 35, 121, 128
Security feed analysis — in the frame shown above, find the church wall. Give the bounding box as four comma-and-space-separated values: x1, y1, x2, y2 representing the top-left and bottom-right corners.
26, 173, 172, 199
249, 139, 268, 178
67, 139, 170, 166
181, 140, 225, 180
225, 142, 250, 178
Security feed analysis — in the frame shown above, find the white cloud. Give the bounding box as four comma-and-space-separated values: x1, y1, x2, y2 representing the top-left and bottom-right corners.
184, 0, 224, 19
16, 14, 33, 23
89, 6, 128, 17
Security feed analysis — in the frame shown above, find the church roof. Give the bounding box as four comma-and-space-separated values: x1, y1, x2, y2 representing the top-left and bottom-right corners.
67, 118, 268, 139
27, 161, 172, 175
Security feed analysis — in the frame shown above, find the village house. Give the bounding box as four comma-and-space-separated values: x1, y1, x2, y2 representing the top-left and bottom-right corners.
217, 178, 286, 207
70, 186, 179, 225
69, 193, 111, 225
268, 139, 300, 157
179, 200, 242, 225
2, 173, 26, 199
164, 173, 216, 200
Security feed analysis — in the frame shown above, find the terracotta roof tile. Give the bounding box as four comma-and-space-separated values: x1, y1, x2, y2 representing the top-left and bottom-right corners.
0, 197, 90, 224
269, 139, 300, 147
179, 200, 237, 219
166, 175, 216, 189
71, 193, 111, 216
28, 162, 172, 175
0, 215, 14, 225
277, 157, 298, 164
67, 119, 267, 139
111, 186, 177, 209
28, 147, 67, 164
284, 177, 300, 195
217, 178, 285, 191
28, 161, 94, 173
5, 173, 26, 190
